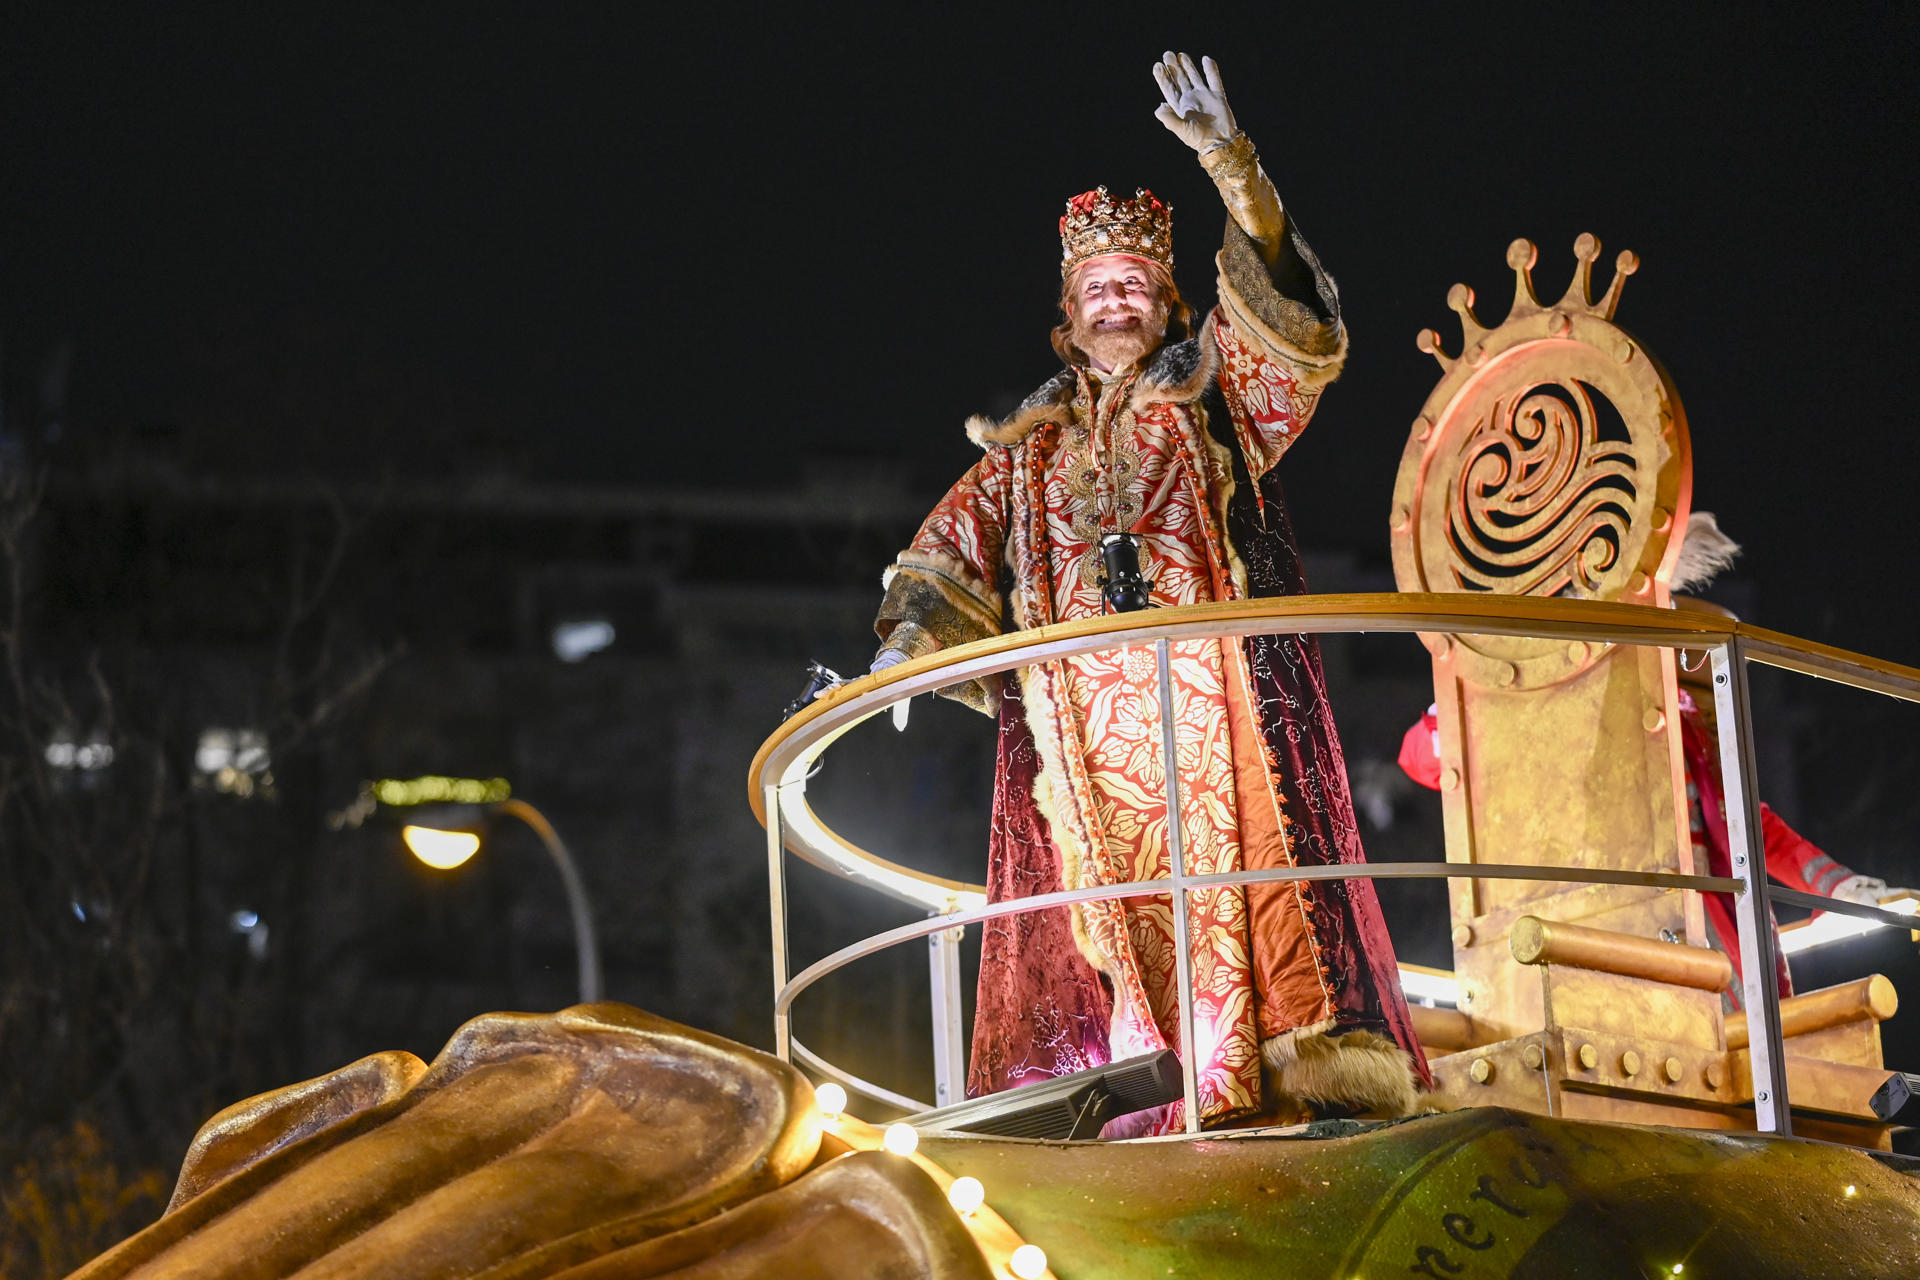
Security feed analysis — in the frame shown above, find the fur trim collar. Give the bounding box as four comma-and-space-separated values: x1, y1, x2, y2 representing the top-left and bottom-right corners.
965, 316, 1219, 448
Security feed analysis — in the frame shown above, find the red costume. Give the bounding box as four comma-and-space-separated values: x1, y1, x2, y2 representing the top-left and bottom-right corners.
876, 151, 1425, 1131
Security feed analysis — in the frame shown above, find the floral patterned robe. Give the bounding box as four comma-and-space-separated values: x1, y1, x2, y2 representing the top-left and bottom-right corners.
876, 210, 1428, 1130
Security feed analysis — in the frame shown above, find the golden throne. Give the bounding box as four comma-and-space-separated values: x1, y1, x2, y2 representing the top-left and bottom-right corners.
1389, 235, 1899, 1146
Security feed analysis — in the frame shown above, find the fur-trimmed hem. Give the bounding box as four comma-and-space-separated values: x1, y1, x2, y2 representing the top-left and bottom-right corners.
1260, 1020, 1421, 1120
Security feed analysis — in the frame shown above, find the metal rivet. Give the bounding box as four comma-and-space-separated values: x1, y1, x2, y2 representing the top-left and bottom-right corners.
1643, 708, 1666, 733
1620, 1050, 1642, 1078
1471, 1058, 1495, 1085
1705, 1063, 1726, 1090
1664, 1057, 1683, 1084
1522, 1044, 1545, 1070
1440, 767, 1461, 792
1452, 924, 1474, 948
1577, 1044, 1598, 1070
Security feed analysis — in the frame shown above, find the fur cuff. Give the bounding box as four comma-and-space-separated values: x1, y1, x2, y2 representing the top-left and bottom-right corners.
1260, 1021, 1421, 1120
879, 551, 1001, 642
1216, 219, 1347, 375
875, 558, 1003, 716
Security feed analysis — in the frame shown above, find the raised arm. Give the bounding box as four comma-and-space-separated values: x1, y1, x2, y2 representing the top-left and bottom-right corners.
1154, 51, 1346, 478
1153, 53, 1286, 262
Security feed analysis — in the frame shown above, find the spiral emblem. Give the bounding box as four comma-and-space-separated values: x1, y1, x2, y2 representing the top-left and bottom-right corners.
1389, 234, 1689, 690
1447, 381, 1637, 597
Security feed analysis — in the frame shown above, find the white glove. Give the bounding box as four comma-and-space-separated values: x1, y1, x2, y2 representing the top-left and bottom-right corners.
1831, 874, 1891, 906
871, 648, 911, 731
1152, 52, 1237, 153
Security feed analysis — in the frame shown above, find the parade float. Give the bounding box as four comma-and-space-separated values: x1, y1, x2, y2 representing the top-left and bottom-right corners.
64, 238, 1920, 1278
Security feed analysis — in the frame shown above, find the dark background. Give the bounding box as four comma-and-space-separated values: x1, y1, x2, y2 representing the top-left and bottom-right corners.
3, 5, 1918, 1273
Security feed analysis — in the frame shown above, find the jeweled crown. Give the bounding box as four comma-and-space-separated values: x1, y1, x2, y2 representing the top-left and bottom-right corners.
1059, 186, 1174, 276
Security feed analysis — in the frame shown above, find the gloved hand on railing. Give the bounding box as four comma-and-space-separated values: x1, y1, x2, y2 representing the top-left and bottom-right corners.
871, 648, 911, 731
1832, 874, 1915, 907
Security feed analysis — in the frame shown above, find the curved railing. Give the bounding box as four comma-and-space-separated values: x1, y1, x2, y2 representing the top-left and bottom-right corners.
749, 592, 1920, 1135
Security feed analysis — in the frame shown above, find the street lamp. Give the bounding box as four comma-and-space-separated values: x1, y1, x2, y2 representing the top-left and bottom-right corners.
399, 798, 603, 1003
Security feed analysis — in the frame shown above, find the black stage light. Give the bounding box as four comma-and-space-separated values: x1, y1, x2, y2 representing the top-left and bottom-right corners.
1869, 1071, 1920, 1124
909, 1050, 1183, 1140
1098, 533, 1155, 614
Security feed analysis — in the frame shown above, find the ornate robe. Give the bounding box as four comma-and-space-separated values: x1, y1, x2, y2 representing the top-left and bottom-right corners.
877, 152, 1426, 1130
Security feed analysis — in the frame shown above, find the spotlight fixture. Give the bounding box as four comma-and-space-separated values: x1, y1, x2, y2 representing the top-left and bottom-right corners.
1868, 1071, 1920, 1124
1097, 533, 1155, 613
907, 1049, 1182, 1140
784, 661, 844, 721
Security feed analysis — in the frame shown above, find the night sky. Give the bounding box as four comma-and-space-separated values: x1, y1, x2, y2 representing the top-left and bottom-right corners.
4, 4, 1916, 656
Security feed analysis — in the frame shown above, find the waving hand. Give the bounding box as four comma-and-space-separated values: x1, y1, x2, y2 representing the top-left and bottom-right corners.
1152, 51, 1237, 153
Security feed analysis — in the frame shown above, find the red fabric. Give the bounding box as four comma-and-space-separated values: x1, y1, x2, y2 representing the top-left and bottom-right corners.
967, 679, 1115, 1092
1398, 710, 1442, 791
942, 315, 1427, 1127
1674, 693, 1859, 1000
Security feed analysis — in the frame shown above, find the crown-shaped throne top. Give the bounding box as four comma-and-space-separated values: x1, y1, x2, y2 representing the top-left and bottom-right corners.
1389, 233, 1694, 690
1059, 186, 1174, 275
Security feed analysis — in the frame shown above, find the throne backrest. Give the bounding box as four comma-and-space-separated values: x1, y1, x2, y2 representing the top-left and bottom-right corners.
1389, 235, 1699, 1039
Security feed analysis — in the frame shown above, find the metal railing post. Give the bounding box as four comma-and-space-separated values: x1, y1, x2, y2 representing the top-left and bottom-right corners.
766, 781, 793, 1062
1710, 638, 1790, 1134
1155, 638, 1203, 1134
928, 920, 966, 1107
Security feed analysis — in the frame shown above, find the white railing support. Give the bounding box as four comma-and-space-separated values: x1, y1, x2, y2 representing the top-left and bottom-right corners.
1712, 638, 1791, 1134
1155, 638, 1203, 1134
928, 921, 966, 1107
766, 780, 792, 1063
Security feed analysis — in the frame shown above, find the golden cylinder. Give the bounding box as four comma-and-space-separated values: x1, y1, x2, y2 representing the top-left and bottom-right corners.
1410, 1004, 1477, 1054
1725, 974, 1899, 1051
1508, 915, 1734, 992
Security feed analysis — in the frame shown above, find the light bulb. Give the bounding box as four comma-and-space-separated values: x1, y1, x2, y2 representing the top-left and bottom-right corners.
947, 1175, 984, 1216
402, 826, 480, 869
814, 1083, 847, 1116
881, 1123, 919, 1156
1009, 1243, 1048, 1278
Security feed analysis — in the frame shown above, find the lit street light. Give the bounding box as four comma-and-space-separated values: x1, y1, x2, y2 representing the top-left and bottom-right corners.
398, 798, 603, 1003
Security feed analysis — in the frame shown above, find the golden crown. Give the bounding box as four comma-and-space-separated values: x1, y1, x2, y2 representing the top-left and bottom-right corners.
1059, 186, 1174, 276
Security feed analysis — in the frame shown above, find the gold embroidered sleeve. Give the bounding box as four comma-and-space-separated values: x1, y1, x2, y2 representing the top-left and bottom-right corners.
1199, 130, 1345, 372
873, 454, 1009, 715
1199, 131, 1286, 261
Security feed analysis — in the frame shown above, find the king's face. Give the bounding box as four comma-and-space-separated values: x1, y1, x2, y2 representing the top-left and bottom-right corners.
1073, 255, 1158, 333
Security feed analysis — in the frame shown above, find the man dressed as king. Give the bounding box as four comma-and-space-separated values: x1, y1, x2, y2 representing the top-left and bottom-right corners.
872, 52, 1428, 1131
